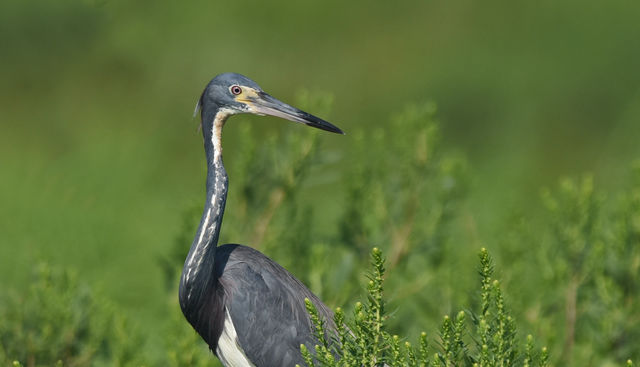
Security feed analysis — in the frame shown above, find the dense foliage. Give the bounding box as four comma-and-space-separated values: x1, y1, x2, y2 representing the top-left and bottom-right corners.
0, 265, 144, 367
300, 248, 549, 367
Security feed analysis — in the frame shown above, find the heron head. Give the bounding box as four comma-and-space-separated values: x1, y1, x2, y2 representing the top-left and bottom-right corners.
196, 73, 344, 134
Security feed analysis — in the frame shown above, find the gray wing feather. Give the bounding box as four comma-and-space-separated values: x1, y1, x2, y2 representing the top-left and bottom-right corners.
217, 244, 334, 367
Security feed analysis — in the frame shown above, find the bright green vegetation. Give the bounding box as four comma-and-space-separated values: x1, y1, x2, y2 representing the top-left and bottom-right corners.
2, 1, 640, 366
300, 248, 549, 367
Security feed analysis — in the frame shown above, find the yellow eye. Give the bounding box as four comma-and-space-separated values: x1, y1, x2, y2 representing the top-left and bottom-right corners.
230, 85, 242, 95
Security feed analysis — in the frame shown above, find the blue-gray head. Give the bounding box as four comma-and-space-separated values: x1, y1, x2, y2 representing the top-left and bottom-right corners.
196, 73, 343, 134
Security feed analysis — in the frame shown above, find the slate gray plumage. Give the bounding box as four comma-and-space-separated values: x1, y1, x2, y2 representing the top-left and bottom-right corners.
178, 73, 342, 367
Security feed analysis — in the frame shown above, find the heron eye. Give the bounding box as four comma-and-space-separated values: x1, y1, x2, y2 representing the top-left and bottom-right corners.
230, 85, 242, 95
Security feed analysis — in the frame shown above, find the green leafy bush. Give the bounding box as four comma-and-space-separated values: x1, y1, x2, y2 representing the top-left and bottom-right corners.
298, 247, 549, 367
0, 265, 146, 367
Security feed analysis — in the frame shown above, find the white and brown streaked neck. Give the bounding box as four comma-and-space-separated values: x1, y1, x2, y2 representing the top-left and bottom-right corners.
179, 107, 231, 311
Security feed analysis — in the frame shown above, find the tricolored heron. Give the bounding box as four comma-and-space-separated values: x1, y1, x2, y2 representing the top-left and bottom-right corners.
179, 73, 343, 366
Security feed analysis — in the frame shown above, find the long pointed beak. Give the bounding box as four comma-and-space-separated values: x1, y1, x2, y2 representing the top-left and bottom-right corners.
248, 92, 344, 134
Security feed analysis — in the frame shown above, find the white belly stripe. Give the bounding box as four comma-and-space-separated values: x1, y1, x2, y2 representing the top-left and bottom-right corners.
216, 309, 255, 367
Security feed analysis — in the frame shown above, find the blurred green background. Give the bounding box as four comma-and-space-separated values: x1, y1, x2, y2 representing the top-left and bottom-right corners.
2, 0, 640, 366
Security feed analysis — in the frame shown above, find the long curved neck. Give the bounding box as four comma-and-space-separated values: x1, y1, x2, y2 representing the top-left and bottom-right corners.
179, 106, 230, 310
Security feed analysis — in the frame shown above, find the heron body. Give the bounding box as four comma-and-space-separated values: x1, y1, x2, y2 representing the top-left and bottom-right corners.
178, 73, 343, 367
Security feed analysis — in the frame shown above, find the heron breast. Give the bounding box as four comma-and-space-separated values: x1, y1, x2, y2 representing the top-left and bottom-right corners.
216, 308, 256, 367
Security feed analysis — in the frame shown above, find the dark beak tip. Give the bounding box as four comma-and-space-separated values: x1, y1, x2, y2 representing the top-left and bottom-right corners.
320, 124, 345, 135
327, 123, 345, 135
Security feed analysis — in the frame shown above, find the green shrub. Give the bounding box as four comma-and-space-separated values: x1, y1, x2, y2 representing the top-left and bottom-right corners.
298, 247, 549, 367
0, 264, 146, 367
